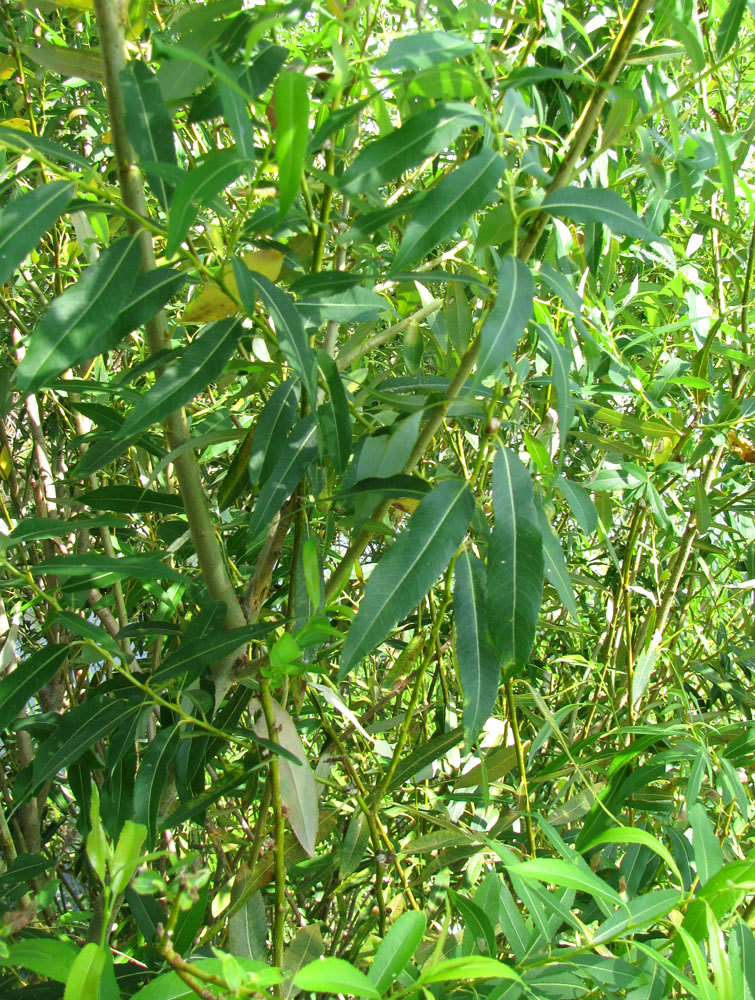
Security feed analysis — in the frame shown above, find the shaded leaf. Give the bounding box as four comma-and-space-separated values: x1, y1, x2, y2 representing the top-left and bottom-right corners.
166, 150, 251, 256
248, 379, 300, 487
317, 350, 352, 473
233, 262, 318, 407
454, 551, 501, 747
0, 181, 73, 286
0, 644, 69, 734
341, 103, 482, 195
121, 61, 177, 208
542, 186, 661, 242
16, 236, 141, 395
391, 149, 504, 272
339, 812, 370, 879
248, 416, 318, 540
78, 486, 185, 515
111, 268, 187, 341
134, 723, 181, 849
0, 938, 78, 984
283, 924, 324, 1000
115, 318, 245, 440
477, 256, 534, 380
487, 447, 544, 674
339, 480, 475, 678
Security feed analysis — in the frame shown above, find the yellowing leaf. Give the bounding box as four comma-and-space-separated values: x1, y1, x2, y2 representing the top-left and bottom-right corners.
2, 118, 32, 133
181, 250, 284, 324
0, 57, 16, 82
0, 445, 11, 481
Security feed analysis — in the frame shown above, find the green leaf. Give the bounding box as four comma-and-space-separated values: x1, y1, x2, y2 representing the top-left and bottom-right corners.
388, 725, 463, 792
0, 644, 69, 734
391, 149, 504, 272
536, 324, 574, 454
215, 53, 255, 160
582, 826, 682, 885
151, 623, 275, 688
15, 236, 142, 396
110, 820, 148, 897
730, 919, 755, 1000
282, 924, 324, 999
710, 119, 737, 222
417, 955, 522, 987
233, 262, 318, 407
339, 480, 474, 678
121, 61, 177, 209
78, 486, 185, 515
0, 125, 91, 170
134, 723, 181, 849
34, 552, 182, 584
506, 857, 623, 907
295, 282, 388, 326
555, 476, 598, 535
248, 379, 300, 487
487, 447, 544, 674
131, 959, 277, 1000
477, 256, 534, 380
717, 0, 747, 58
0, 853, 52, 886
166, 150, 251, 256
689, 802, 723, 886
294, 957, 381, 999
31, 697, 133, 797
253, 699, 318, 857
340, 103, 482, 195
115, 318, 245, 440
228, 880, 267, 961
248, 416, 318, 540
445, 280, 473, 355
536, 506, 579, 622
275, 71, 309, 218
0, 938, 78, 983
330, 475, 432, 504
541, 186, 661, 243
377, 32, 475, 72
368, 910, 426, 993
64, 943, 106, 1000
339, 812, 370, 879
450, 890, 497, 956
109, 268, 187, 342
317, 351, 352, 474
592, 888, 682, 945
0, 181, 73, 286
454, 551, 501, 747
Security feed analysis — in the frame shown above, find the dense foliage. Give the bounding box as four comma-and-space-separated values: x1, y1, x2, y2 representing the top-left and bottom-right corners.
2, 0, 755, 997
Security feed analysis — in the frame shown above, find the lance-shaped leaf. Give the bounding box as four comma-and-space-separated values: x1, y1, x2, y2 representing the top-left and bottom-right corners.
115, 318, 245, 440
316, 350, 352, 474
541, 186, 661, 243
166, 150, 251, 256
31, 697, 134, 796
377, 31, 475, 71
275, 71, 309, 218
390, 149, 504, 272
477, 256, 534, 380
134, 723, 181, 849
121, 61, 177, 208
368, 911, 427, 994
248, 416, 318, 540
339, 480, 474, 678
233, 260, 317, 407
214, 53, 255, 160
151, 623, 275, 688
487, 446, 544, 674
295, 958, 380, 999
248, 379, 300, 488
717, 0, 747, 58
15, 236, 141, 396
341, 103, 482, 195
253, 699, 318, 857
536, 506, 579, 622
454, 551, 501, 747
0, 645, 70, 734
110, 268, 187, 342
34, 553, 182, 584
0, 181, 73, 286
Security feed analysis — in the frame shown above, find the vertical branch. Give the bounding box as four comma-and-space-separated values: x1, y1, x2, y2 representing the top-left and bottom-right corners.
93, 0, 246, 697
